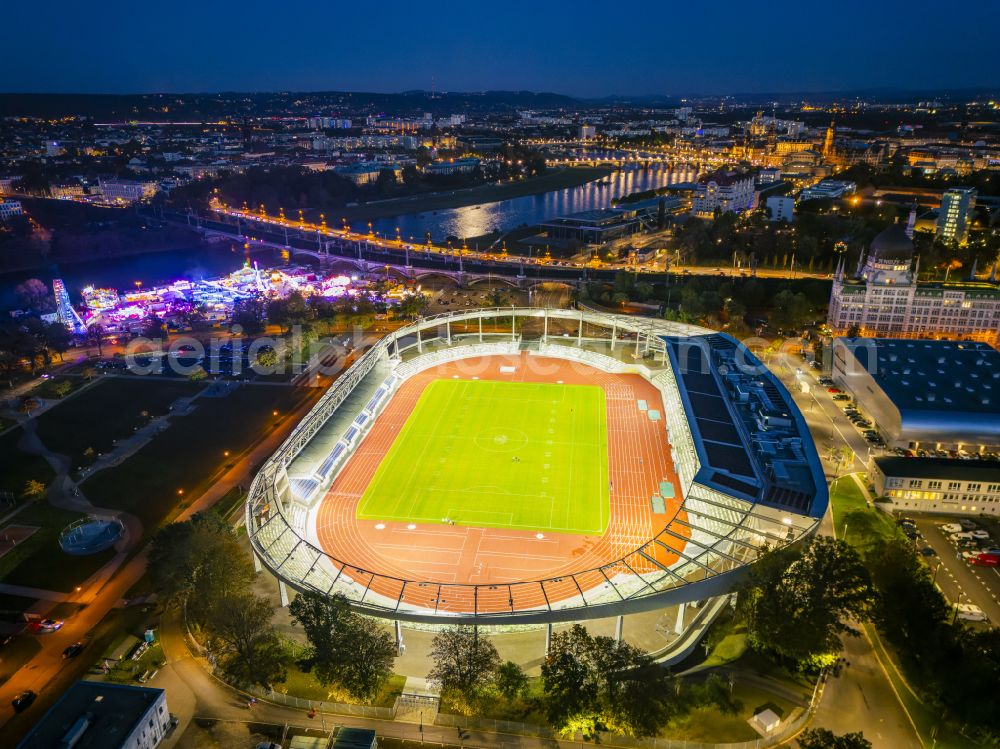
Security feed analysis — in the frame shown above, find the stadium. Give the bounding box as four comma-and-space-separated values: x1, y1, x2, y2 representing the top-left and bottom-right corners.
246, 307, 827, 640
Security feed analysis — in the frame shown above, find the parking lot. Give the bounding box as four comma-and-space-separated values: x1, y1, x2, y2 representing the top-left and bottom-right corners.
902, 515, 1000, 626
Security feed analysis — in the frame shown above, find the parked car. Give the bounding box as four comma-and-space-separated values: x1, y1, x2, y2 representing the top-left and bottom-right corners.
941, 523, 963, 534
833, 394, 851, 401
959, 520, 978, 530
919, 546, 937, 557
12, 690, 36, 713
970, 553, 1000, 567
827, 386, 842, 394
970, 530, 991, 539
63, 642, 85, 659
955, 604, 987, 622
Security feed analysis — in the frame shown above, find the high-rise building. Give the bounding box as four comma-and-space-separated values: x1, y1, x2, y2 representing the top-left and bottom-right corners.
936, 187, 976, 245
827, 223, 1000, 344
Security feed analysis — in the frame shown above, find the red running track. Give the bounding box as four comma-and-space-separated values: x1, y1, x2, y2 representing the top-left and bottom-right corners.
313, 353, 689, 615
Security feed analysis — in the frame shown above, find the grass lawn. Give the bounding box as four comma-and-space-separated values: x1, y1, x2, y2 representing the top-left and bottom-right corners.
0, 428, 55, 496
30, 376, 88, 400
81, 385, 310, 536
275, 667, 405, 708
667, 680, 798, 743
357, 379, 609, 535
829, 474, 904, 552
0, 502, 117, 592
35, 378, 203, 466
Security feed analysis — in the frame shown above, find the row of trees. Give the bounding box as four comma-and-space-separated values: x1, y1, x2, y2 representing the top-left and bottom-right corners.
424, 623, 742, 739
582, 271, 828, 334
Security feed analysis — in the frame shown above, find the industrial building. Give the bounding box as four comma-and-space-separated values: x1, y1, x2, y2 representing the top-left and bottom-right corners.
832, 337, 1000, 452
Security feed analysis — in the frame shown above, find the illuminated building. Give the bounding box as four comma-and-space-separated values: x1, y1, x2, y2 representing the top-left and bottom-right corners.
0, 198, 24, 221
690, 170, 756, 217
936, 187, 976, 245
872, 456, 1000, 515
97, 178, 159, 204
828, 223, 1000, 343
832, 337, 1000, 452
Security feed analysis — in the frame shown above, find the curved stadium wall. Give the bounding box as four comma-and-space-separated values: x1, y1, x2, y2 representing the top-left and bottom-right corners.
246, 308, 827, 625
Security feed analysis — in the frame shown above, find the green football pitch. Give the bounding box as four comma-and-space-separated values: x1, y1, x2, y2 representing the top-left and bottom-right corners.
357, 379, 610, 535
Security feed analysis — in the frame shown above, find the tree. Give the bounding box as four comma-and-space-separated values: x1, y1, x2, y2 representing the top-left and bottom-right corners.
142, 313, 167, 340
496, 660, 528, 700
210, 592, 288, 688
148, 513, 255, 626
51, 379, 72, 398
289, 592, 396, 701
42, 323, 72, 361
429, 626, 500, 697
14, 279, 53, 312
22, 479, 46, 500
542, 624, 676, 738
232, 297, 266, 334
740, 537, 874, 669
797, 728, 872, 749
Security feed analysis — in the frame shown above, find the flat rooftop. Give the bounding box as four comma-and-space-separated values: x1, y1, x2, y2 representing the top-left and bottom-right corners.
18, 681, 163, 749
838, 338, 1000, 416
874, 456, 1000, 482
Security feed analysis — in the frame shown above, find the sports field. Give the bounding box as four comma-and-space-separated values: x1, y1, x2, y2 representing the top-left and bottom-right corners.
357, 379, 610, 535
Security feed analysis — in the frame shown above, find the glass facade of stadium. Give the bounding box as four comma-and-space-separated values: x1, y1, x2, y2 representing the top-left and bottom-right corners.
246, 308, 827, 626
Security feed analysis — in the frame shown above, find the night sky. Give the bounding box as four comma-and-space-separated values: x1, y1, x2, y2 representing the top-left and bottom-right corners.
4, 0, 998, 96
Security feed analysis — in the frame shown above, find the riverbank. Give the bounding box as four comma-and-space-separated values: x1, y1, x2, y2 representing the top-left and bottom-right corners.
341, 166, 614, 223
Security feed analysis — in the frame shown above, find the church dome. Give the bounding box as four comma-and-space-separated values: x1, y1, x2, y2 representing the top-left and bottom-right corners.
869, 223, 914, 263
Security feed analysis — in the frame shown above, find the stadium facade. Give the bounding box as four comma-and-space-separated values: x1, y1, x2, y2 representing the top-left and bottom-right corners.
246, 308, 827, 627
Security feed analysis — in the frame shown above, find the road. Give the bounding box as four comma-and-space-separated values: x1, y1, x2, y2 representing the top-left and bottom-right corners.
762, 357, 923, 748
0, 378, 326, 739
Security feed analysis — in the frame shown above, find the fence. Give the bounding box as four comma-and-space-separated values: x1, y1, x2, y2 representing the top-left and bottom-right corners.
245, 684, 396, 721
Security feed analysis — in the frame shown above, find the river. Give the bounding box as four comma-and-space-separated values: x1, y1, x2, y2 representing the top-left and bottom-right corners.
2, 165, 692, 306
360, 164, 695, 243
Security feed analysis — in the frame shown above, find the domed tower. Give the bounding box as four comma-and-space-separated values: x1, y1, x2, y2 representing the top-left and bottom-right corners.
859, 223, 915, 285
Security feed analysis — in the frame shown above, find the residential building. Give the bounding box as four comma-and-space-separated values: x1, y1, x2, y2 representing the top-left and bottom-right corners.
98, 178, 159, 204
766, 196, 795, 222
871, 456, 1000, 515
17, 681, 171, 749
832, 337, 1000, 451
690, 170, 756, 217
936, 187, 976, 245
827, 223, 1000, 344
0, 176, 20, 195
0, 198, 24, 221
579, 124, 597, 140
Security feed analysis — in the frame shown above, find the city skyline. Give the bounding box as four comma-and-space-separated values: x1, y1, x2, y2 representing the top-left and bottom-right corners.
4, 0, 1000, 97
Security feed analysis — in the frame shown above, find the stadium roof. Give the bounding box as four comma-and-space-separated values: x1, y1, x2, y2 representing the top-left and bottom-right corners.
663, 333, 826, 517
